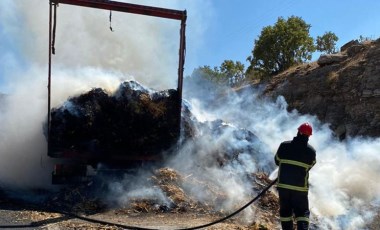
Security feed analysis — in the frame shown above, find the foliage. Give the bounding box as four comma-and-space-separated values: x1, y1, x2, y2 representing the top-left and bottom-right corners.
247, 16, 315, 77
244, 68, 266, 82
190, 65, 226, 85
188, 60, 245, 87
220, 60, 245, 86
316, 31, 339, 54
188, 16, 344, 84
184, 66, 226, 104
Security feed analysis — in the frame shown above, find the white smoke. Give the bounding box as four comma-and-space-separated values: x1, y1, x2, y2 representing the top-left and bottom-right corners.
103, 79, 380, 228
0, 0, 211, 188
0, 72, 51, 188
16, 1, 175, 89
178, 81, 380, 229
105, 169, 173, 208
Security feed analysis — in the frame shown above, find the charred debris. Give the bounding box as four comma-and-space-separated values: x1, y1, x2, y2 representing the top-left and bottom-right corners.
48, 81, 180, 160
42, 80, 281, 227
46, 80, 274, 171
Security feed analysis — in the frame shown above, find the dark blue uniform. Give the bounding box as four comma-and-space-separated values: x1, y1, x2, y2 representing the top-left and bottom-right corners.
275, 134, 316, 230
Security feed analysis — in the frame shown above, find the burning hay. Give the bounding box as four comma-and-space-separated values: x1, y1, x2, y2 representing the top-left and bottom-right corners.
45, 182, 106, 215
47, 81, 180, 157
252, 173, 280, 229
116, 168, 278, 223
129, 168, 219, 214
42, 79, 282, 228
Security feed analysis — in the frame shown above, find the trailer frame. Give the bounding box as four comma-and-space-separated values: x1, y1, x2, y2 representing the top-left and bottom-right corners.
47, 0, 186, 149
47, 0, 187, 183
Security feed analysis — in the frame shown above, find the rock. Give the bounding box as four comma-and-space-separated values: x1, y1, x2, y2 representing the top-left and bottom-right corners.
264, 40, 380, 138
340, 40, 359, 52
317, 53, 348, 66
346, 44, 366, 57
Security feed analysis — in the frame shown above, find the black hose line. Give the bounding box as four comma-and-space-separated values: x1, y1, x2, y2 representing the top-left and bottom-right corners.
176, 178, 277, 230
51, 178, 278, 230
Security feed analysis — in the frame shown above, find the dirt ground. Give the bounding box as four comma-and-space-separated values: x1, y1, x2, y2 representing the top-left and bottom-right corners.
2, 190, 380, 230
0, 198, 277, 230
1, 167, 378, 230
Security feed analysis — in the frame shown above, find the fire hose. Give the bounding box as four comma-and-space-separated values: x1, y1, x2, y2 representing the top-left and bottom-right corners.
48, 178, 278, 230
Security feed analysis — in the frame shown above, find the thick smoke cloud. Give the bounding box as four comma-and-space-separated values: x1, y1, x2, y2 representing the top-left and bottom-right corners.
1, 0, 212, 91
0, 74, 51, 188
14, 1, 174, 89
106, 78, 380, 228
0, 0, 210, 188
181, 78, 380, 229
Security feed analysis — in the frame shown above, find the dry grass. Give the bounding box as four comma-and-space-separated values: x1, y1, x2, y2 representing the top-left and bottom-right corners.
139, 93, 166, 118
327, 71, 339, 85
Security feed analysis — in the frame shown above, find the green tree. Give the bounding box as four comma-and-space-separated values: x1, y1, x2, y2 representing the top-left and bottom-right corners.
220, 60, 244, 76
247, 16, 315, 77
185, 65, 228, 101
188, 65, 224, 86
220, 60, 245, 86
189, 60, 245, 87
316, 31, 339, 54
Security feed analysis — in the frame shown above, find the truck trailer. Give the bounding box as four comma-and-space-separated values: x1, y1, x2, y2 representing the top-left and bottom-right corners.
46, 0, 187, 184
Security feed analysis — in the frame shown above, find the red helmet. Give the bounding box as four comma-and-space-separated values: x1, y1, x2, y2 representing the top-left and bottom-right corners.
298, 123, 313, 136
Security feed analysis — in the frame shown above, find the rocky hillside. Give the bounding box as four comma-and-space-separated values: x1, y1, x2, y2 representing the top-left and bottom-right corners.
263, 39, 380, 139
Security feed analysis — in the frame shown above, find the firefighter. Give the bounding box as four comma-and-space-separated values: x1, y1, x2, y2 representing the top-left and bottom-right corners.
275, 123, 316, 230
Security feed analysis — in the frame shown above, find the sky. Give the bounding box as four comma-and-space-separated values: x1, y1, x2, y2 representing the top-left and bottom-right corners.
190, 0, 380, 72
1, 0, 380, 92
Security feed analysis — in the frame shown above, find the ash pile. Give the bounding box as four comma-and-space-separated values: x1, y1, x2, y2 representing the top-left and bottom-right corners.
47, 81, 180, 157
